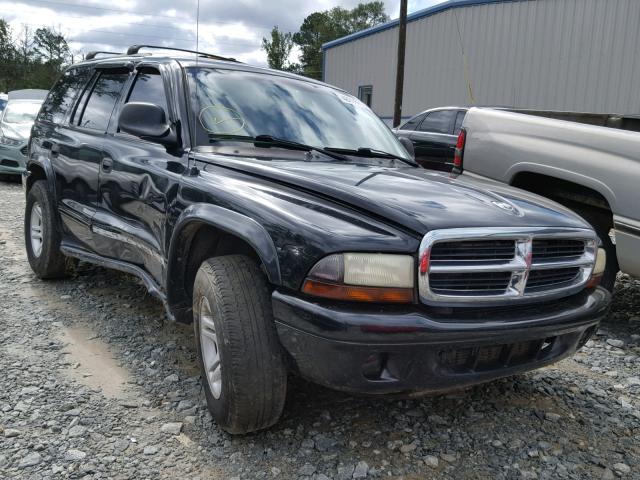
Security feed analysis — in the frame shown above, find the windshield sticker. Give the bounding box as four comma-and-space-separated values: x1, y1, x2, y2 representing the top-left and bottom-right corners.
199, 105, 245, 134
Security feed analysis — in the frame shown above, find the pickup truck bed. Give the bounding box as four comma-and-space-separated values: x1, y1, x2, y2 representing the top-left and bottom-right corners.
459, 107, 640, 286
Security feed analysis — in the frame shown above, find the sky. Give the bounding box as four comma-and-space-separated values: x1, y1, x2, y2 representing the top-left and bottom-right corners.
2, 0, 444, 65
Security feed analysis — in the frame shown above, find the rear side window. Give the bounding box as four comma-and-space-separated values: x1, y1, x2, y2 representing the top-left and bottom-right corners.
454, 110, 466, 134
418, 110, 456, 134
126, 68, 169, 114
39, 68, 91, 124
399, 113, 425, 131
76, 70, 129, 131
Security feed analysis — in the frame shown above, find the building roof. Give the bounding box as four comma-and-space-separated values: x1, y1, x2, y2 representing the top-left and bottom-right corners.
321, 0, 521, 51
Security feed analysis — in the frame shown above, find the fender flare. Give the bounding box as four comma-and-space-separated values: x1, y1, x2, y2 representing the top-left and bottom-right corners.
26, 154, 56, 197
167, 203, 282, 287
505, 163, 617, 212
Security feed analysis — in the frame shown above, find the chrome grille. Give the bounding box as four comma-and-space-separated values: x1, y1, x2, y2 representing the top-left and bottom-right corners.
532, 239, 585, 261
418, 227, 597, 306
430, 240, 515, 262
525, 267, 580, 291
430, 271, 512, 295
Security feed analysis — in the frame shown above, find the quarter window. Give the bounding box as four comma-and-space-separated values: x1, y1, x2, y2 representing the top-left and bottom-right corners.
454, 110, 466, 134
417, 110, 456, 134
76, 70, 129, 131
399, 113, 425, 131
39, 68, 91, 124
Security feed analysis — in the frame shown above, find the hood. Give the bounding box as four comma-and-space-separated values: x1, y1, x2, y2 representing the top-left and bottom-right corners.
1, 121, 32, 141
198, 153, 590, 235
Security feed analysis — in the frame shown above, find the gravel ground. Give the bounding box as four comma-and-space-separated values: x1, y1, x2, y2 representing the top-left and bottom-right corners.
0, 180, 639, 480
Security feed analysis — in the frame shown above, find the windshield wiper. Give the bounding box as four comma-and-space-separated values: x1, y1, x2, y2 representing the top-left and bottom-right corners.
324, 146, 418, 167
208, 133, 350, 162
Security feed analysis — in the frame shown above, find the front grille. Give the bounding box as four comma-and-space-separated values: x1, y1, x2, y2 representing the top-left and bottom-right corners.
430, 271, 512, 295
526, 267, 580, 291
0, 159, 19, 168
20, 145, 28, 156
430, 240, 515, 262
533, 239, 585, 261
419, 227, 597, 305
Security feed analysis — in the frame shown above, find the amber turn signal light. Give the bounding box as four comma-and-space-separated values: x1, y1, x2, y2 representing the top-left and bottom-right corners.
301, 279, 414, 303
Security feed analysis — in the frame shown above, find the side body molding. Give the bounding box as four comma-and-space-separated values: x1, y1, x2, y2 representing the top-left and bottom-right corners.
166, 203, 282, 304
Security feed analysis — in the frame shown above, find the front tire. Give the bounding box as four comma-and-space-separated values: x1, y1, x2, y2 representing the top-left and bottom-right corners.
24, 180, 67, 279
193, 255, 287, 434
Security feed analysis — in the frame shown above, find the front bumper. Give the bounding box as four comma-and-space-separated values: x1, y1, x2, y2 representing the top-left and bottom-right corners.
273, 287, 610, 395
0, 142, 28, 174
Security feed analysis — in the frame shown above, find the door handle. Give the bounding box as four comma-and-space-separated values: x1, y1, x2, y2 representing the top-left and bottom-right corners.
102, 157, 113, 173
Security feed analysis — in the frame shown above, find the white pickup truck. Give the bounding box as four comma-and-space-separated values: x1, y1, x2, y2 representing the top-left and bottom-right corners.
457, 107, 640, 291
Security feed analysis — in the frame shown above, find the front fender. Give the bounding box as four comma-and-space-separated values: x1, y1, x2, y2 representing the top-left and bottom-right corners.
168, 203, 282, 286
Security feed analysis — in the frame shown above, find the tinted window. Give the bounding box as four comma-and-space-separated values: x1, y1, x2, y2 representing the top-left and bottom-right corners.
39, 68, 91, 124
77, 71, 129, 131
399, 113, 425, 131
0, 98, 7, 113
127, 68, 168, 113
454, 110, 466, 134
417, 110, 456, 134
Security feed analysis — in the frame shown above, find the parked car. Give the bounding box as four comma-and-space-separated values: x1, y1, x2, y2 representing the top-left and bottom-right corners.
393, 107, 467, 172
0, 90, 48, 177
457, 107, 640, 291
24, 46, 609, 434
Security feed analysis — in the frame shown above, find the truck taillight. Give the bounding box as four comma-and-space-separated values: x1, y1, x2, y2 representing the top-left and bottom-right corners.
453, 128, 466, 172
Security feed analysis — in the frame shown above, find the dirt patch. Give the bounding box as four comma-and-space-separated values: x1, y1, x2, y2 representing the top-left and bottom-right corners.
59, 323, 134, 399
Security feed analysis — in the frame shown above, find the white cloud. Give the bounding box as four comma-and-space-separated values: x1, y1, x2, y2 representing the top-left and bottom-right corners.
2, 0, 448, 66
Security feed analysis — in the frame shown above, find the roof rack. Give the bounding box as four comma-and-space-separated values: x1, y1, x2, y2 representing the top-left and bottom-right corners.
125, 45, 238, 62
85, 51, 122, 60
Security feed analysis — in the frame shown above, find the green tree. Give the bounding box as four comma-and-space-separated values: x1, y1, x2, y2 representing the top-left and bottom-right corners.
293, 2, 389, 79
0, 19, 16, 92
262, 26, 295, 71
34, 27, 69, 66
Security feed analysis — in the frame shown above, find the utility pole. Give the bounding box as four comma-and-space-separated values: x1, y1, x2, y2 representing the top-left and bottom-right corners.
393, 0, 408, 127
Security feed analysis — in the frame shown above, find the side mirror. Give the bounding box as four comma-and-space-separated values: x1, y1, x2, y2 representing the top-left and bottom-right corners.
398, 136, 415, 160
118, 102, 177, 147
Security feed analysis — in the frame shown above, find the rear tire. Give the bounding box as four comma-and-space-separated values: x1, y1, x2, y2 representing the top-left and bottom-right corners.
24, 180, 67, 279
192, 255, 287, 434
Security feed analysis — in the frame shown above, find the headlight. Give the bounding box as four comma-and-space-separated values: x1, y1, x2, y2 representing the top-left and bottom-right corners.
0, 135, 22, 147
301, 253, 415, 303
587, 247, 606, 288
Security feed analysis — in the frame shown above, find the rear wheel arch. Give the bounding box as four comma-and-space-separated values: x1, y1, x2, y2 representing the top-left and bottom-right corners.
166, 205, 282, 323
510, 171, 613, 213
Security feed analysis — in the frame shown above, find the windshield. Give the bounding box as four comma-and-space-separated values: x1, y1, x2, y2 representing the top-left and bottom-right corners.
3, 101, 42, 124
187, 68, 410, 160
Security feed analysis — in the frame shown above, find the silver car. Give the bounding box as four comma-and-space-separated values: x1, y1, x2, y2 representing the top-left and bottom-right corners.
0, 98, 44, 176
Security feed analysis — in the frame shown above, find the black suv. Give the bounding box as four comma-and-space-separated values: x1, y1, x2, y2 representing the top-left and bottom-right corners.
24, 46, 609, 434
